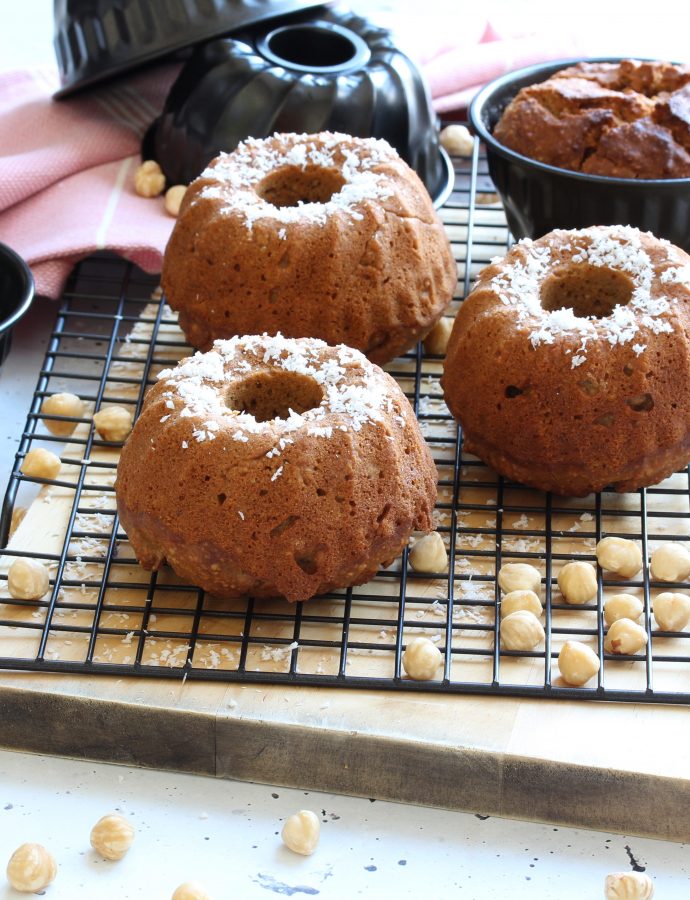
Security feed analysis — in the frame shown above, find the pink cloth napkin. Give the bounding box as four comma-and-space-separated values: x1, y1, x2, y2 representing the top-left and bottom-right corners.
0, 19, 585, 300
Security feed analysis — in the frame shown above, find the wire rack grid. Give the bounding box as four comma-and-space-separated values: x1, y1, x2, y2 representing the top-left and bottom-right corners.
1, 139, 690, 704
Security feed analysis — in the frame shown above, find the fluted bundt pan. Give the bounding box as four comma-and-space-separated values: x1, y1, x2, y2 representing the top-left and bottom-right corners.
53, 0, 327, 97
142, 9, 453, 206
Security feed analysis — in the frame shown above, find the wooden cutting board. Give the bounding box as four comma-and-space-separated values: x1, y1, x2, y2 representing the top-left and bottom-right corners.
2, 217, 690, 843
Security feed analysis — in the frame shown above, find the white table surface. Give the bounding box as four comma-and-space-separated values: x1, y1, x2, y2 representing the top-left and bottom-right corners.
1, 2, 690, 898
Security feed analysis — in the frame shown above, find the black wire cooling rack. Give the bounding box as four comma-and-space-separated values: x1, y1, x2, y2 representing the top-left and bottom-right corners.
2, 139, 690, 704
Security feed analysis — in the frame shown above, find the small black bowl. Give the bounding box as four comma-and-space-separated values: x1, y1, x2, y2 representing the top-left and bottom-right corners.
469, 57, 690, 252
0, 243, 34, 367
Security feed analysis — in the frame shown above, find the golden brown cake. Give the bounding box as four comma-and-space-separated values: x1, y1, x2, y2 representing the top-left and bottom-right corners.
494, 59, 690, 178
116, 334, 437, 601
442, 225, 690, 497
161, 132, 457, 364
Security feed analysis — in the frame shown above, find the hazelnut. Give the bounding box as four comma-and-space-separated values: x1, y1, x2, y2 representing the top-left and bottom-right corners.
596, 536, 642, 579
604, 593, 643, 626
604, 618, 648, 655
439, 123, 474, 156
557, 640, 600, 686
423, 317, 454, 356
558, 560, 597, 605
172, 883, 212, 900
6, 843, 57, 893
7, 558, 50, 601
497, 562, 541, 594
20, 447, 61, 480
134, 159, 165, 198
281, 810, 320, 856
409, 532, 448, 574
500, 610, 545, 651
93, 406, 134, 442
500, 589, 542, 619
650, 543, 690, 582
40, 392, 85, 437
165, 185, 188, 217
90, 813, 135, 860
604, 871, 654, 899
653, 592, 690, 632
402, 636, 442, 681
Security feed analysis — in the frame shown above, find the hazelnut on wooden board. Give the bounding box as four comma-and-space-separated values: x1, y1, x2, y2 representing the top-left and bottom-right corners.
653, 592, 690, 632
402, 636, 443, 681
500, 610, 544, 651
557, 640, 600, 686
90, 813, 135, 860
281, 810, 320, 856
604, 871, 654, 899
20, 447, 61, 480
596, 536, 642, 579
172, 883, 212, 900
134, 160, 165, 198
500, 589, 542, 619
649, 543, 690, 582
604, 618, 648, 655
408, 532, 448, 574
93, 406, 134, 442
6, 843, 57, 893
41, 392, 85, 437
7, 558, 50, 601
440, 124, 474, 156
604, 593, 644, 626
497, 562, 541, 594
558, 560, 597, 605
423, 317, 454, 356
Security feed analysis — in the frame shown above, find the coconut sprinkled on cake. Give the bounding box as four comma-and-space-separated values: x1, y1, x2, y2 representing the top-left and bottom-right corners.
195, 133, 395, 230
489, 226, 680, 367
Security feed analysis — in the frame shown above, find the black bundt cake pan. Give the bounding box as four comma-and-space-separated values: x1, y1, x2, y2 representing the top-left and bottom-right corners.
0, 242, 35, 367
470, 58, 690, 253
141, 9, 453, 207
53, 0, 328, 97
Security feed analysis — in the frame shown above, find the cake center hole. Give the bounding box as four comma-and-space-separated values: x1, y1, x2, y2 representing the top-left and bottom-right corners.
257, 166, 346, 207
226, 371, 324, 422
266, 25, 358, 69
540, 264, 634, 318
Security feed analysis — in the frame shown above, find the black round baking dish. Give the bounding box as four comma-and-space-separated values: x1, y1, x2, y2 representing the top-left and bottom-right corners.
469, 58, 690, 252
142, 9, 453, 207
0, 242, 34, 367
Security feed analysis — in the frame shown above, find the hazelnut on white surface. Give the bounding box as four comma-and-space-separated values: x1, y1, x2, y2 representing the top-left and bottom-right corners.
7, 558, 50, 601
423, 317, 454, 356
93, 406, 133, 442
557, 640, 600, 686
500, 589, 542, 619
20, 447, 61, 480
604, 871, 654, 899
40, 392, 85, 437
558, 560, 597, 605
90, 813, 135, 860
409, 532, 448, 574
604, 618, 648, 655
172, 883, 212, 900
649, 543, 690, 582
134, 159, 165, 197
653, 592, 690, 632
497, 562, 541, 594
440, 123, 474, 156
500, 610, 545, 651
604, 593, 644, 626
402, 636, 443, 681
6, 842, 57, 893
281, 810, 320, 856
596, 536, 642, 579
165, 185, 187, 217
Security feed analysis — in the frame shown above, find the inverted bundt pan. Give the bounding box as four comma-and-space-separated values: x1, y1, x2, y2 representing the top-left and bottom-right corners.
142, 9, 453, 206
470, 58, 690, 253
53, 0, 328, 97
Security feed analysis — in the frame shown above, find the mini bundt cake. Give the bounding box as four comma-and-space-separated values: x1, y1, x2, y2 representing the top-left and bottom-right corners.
442, 225, 690, 497
493, 59, 690, 178
161, 131, 457, 364
116, 334, 438, 601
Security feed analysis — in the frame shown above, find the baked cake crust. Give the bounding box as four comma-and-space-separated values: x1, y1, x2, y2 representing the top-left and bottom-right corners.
161, 132, 457, 364
442, 226, 690, 497
116, 334, 437, 601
